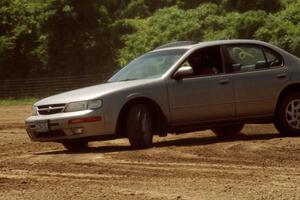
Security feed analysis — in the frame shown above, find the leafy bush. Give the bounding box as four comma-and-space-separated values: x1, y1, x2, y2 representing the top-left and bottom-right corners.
0, 0, 299, 79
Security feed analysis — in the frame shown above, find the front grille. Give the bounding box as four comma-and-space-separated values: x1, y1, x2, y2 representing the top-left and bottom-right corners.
33, 130, 65, 139
38, 104, 65, 115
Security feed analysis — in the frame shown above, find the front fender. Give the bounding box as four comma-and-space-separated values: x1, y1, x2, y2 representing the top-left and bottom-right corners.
102, 82, 170, 134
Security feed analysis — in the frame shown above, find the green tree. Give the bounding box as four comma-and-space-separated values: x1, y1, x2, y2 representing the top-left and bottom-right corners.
0, 0, 49, 79
222, 0, 282, 12
255, 1, 300, 56
1, 0, 300, 81
42, 0, 115, 76
177, 0, 222, 9
119, 4, 222, 66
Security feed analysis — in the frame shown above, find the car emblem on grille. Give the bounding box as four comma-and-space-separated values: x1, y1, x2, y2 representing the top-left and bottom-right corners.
46, 106, 52, 112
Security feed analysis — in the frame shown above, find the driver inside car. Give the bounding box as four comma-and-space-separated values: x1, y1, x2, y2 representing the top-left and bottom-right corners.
188, 55, 218, 76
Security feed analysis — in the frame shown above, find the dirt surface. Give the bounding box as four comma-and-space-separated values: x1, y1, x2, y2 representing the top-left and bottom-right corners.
0, 105, 300, 200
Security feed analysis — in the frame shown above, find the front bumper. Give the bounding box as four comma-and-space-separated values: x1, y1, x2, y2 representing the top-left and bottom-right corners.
25, 109, 108, 142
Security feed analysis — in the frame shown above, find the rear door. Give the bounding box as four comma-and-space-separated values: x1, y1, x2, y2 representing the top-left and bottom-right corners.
225, 44, 289, 118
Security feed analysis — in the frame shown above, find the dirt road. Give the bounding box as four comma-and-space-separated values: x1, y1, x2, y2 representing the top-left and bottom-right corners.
0, 105, 300, 200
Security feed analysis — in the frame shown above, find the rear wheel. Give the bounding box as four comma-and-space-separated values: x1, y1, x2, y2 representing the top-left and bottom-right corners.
62, 139, 89, 151
212, 124, 244, 137
127, 104, 153, 149
274, 93, 300, 136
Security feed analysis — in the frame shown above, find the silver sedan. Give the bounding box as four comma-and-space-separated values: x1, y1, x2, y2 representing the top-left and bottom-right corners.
25, 40, 300, 150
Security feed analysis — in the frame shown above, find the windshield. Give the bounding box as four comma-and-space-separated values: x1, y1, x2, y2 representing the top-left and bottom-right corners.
108, 49, 187, 82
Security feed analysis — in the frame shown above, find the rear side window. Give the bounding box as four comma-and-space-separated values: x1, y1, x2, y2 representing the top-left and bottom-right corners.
227, 45, 283, 73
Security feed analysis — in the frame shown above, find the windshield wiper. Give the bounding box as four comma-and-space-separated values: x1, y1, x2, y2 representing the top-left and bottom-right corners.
119, 78, 138, 82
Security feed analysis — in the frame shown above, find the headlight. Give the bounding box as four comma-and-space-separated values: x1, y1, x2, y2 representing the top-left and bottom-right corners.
65, 101, 88, 112
88, 99, 102, 109
32, 106, 38, 116
64, 99, 102, 112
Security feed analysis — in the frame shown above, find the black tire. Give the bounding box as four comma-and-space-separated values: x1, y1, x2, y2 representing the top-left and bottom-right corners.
274, 93, 300, 136
127, 104, 153, 149
212, 124, 244, 137
62, 139, 89, 151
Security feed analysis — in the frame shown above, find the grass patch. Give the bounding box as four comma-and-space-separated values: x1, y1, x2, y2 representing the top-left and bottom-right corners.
0, 98, 38, 105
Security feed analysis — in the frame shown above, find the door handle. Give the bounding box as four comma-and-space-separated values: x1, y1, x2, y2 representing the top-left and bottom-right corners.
277, 73, 287, 79
219, 79, 229, 85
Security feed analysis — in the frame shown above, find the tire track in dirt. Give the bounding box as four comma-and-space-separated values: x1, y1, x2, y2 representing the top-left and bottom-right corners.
2, 151, 300, 183
1, 105, 300, 200
0, 169, 125, 182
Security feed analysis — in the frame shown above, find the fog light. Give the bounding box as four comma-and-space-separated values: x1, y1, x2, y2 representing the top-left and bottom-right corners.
71, 127, 84, 135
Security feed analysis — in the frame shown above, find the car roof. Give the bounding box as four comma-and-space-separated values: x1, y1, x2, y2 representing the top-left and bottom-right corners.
152, 39, 273, 52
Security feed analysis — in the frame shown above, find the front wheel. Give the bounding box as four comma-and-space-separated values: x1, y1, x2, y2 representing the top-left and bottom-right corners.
62, 139, 89, 151
212, 124, 244, 137
127, 104, 153, 149
274, 93, 300, 136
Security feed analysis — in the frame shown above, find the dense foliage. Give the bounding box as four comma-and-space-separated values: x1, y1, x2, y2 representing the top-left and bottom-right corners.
0, 0, 299, 79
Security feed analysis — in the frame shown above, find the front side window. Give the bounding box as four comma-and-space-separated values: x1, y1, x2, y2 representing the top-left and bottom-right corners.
108, 49, 187, 82
181, 46, 224, 77
227, 45, 283, 72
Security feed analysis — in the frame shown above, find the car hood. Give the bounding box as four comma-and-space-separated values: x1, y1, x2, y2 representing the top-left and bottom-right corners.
35, 79, 155, 106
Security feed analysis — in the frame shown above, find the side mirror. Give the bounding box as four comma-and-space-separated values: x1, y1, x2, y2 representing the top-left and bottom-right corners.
173, 66, 194, 79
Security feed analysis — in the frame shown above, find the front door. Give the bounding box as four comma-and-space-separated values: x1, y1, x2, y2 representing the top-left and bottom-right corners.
167, 46, 236, 125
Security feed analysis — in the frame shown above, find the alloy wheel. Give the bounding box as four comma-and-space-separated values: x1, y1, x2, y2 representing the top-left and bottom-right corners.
285, 99, 300, 129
